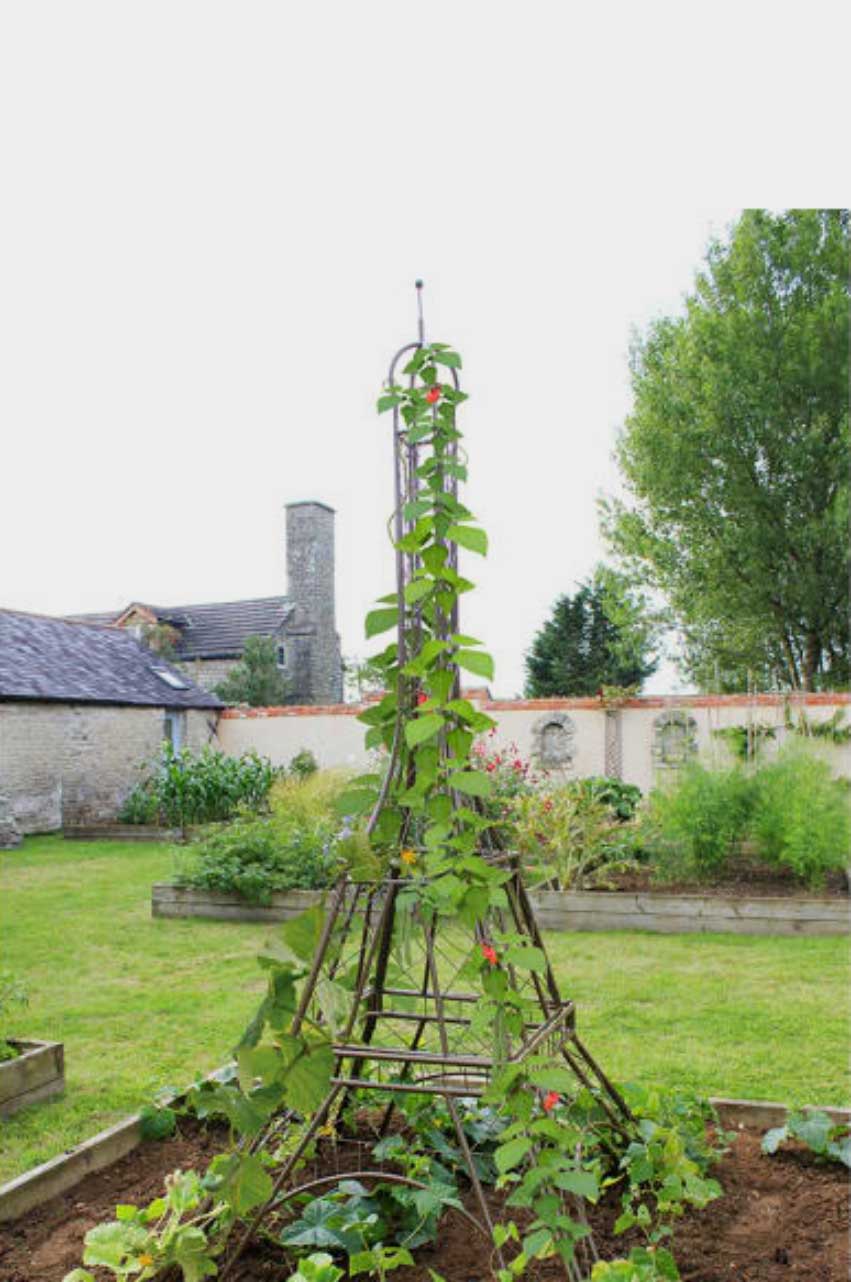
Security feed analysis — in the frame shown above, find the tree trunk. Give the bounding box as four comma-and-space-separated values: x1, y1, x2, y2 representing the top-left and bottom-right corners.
802, 632, 822, 692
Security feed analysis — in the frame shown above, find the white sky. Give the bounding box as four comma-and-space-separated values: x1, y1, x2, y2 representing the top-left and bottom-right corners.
0, 3, 844, 697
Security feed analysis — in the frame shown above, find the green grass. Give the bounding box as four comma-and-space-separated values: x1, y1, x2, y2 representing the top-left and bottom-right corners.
1, 835, 848, 1183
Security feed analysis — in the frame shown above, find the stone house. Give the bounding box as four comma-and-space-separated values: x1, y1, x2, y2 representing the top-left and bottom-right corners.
0, 609, 222, 844
68, 501, 343, 704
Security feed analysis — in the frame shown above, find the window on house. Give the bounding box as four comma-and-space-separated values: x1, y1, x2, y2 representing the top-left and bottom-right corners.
164, 710, 186, 752
277, 644, 287, 669
153, 668, 189, 690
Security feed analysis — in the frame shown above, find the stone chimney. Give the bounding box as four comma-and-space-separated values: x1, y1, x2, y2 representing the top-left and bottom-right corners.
285, 501, 342, 704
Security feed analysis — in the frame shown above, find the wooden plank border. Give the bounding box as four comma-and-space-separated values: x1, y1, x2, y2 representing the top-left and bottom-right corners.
0, 1066, 232, 1223
0, 1041, 64, 1119
151, 884, 849, 936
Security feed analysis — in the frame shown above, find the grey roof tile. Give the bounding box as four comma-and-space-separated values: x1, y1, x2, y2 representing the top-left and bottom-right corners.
0, 610, 222, 709
67, 596, 293, 660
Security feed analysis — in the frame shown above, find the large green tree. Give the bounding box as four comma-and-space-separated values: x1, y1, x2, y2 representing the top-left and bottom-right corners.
603, 209, 849, 691
214, 635, 290, 707
524, 571, 659, 697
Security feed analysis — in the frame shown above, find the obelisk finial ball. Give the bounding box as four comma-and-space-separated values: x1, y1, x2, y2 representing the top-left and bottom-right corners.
415, 279, 423, 289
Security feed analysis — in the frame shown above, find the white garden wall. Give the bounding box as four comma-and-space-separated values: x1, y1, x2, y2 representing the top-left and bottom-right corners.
217, 692, 851, 789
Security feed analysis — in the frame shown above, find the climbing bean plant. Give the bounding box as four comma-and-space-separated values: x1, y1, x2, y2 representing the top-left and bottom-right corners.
63, 342, 722, 1282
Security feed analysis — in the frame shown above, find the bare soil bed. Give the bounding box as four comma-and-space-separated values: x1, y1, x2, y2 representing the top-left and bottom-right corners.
1, 1119, 847, 1282
596, 861, 849, 899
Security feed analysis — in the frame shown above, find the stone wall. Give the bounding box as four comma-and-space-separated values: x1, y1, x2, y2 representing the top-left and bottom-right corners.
175, 657, 237, 694
0, 703, 216, 833
217, 693, 851, 788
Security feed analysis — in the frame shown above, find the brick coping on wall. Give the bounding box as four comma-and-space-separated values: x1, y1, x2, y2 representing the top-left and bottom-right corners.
220, 691, 851, 719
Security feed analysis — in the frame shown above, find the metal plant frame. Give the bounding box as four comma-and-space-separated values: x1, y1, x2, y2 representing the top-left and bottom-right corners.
221, 286, 632, 1281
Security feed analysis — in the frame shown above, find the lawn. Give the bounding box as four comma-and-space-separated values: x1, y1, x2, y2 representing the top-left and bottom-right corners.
1, 834, 848, 1184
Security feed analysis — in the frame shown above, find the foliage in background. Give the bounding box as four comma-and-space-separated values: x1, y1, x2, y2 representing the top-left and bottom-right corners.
524, 569, 659, 697
603, 209, 849, 692
644, 764, 754, 882
784, 705, 851, 744
510, 785, 640, 890
119, 744, 277, 828
569, 776, 643, 822
214, 635, 290, 707
289, 749, 319, 779
750, 746, 850, 886
139, 622, 181, 660
343, 655, 387, 702
644, 745, 850, 887
0, 971, 28, 1062
175, 771, 349, 903
710, 724, 777, 762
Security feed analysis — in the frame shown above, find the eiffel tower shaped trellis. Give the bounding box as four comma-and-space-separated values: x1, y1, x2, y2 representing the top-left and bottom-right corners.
221, 286, 632, 1281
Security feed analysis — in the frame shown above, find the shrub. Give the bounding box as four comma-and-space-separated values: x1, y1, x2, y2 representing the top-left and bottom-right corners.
509, 785, 639, 889
643, 763, 754, 882
175, 771, 351, 903
564, 776, 642, 821
751, 746, 850, 887
289, 748, 319, 779
119, 744, 277, 827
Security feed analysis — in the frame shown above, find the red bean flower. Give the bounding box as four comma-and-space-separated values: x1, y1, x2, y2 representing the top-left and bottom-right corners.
417, 692, 428, 705
542, 1091, 560, 1112
480, 942, 498, 967
425, 386, 441, 405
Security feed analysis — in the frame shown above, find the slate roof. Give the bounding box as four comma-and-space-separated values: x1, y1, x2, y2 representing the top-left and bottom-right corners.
67, 596, 294, 660
0, 610, 222, 709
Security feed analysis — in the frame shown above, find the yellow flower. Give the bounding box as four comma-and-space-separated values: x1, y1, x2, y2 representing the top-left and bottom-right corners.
400, 848, 417, 867
317, 1123, 336, 1138
138, 1255, 154, 1269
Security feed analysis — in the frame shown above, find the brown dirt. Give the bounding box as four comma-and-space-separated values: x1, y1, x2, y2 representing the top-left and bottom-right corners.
1, 1123, 847, 1282
594, 862, 849, 899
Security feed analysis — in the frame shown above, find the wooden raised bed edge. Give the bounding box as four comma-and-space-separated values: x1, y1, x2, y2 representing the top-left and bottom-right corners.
0, 1085, 847, 1224
529, 888, 849, 936
152, 884, 323, 922
0, 1040, 64, 1119
65, 824, 186, 843
151, 884, 850, 936
0, 1065, 233, 1223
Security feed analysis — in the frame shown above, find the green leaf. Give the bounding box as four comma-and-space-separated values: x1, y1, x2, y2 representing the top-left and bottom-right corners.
456, 649, 495, 680
522, 1227, 552, 1259
139, 1103, 176, 1141
218, 1152, 274, 1215
495, 1135, 533, 1172
404, 578, 433, 605
169, 1224, 218, 1282
528, 1066, 576, 1093
448, 770, 494, 798
433, 349, 462, 368
83, 1222, 149, 1269
280, 904, 327, 964
377, 393, 402, 413
405, 713, 444, 748
285, 1040, 334, 1114
761, 1125, 789, 1155
335, 789, 377, 817
555, 1169, 599, 1200
365, 608, 398, 639
504, 945, 546, 973
421, 543, 448, 574
447, 523, 488, 555
427, 669, 455, 703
